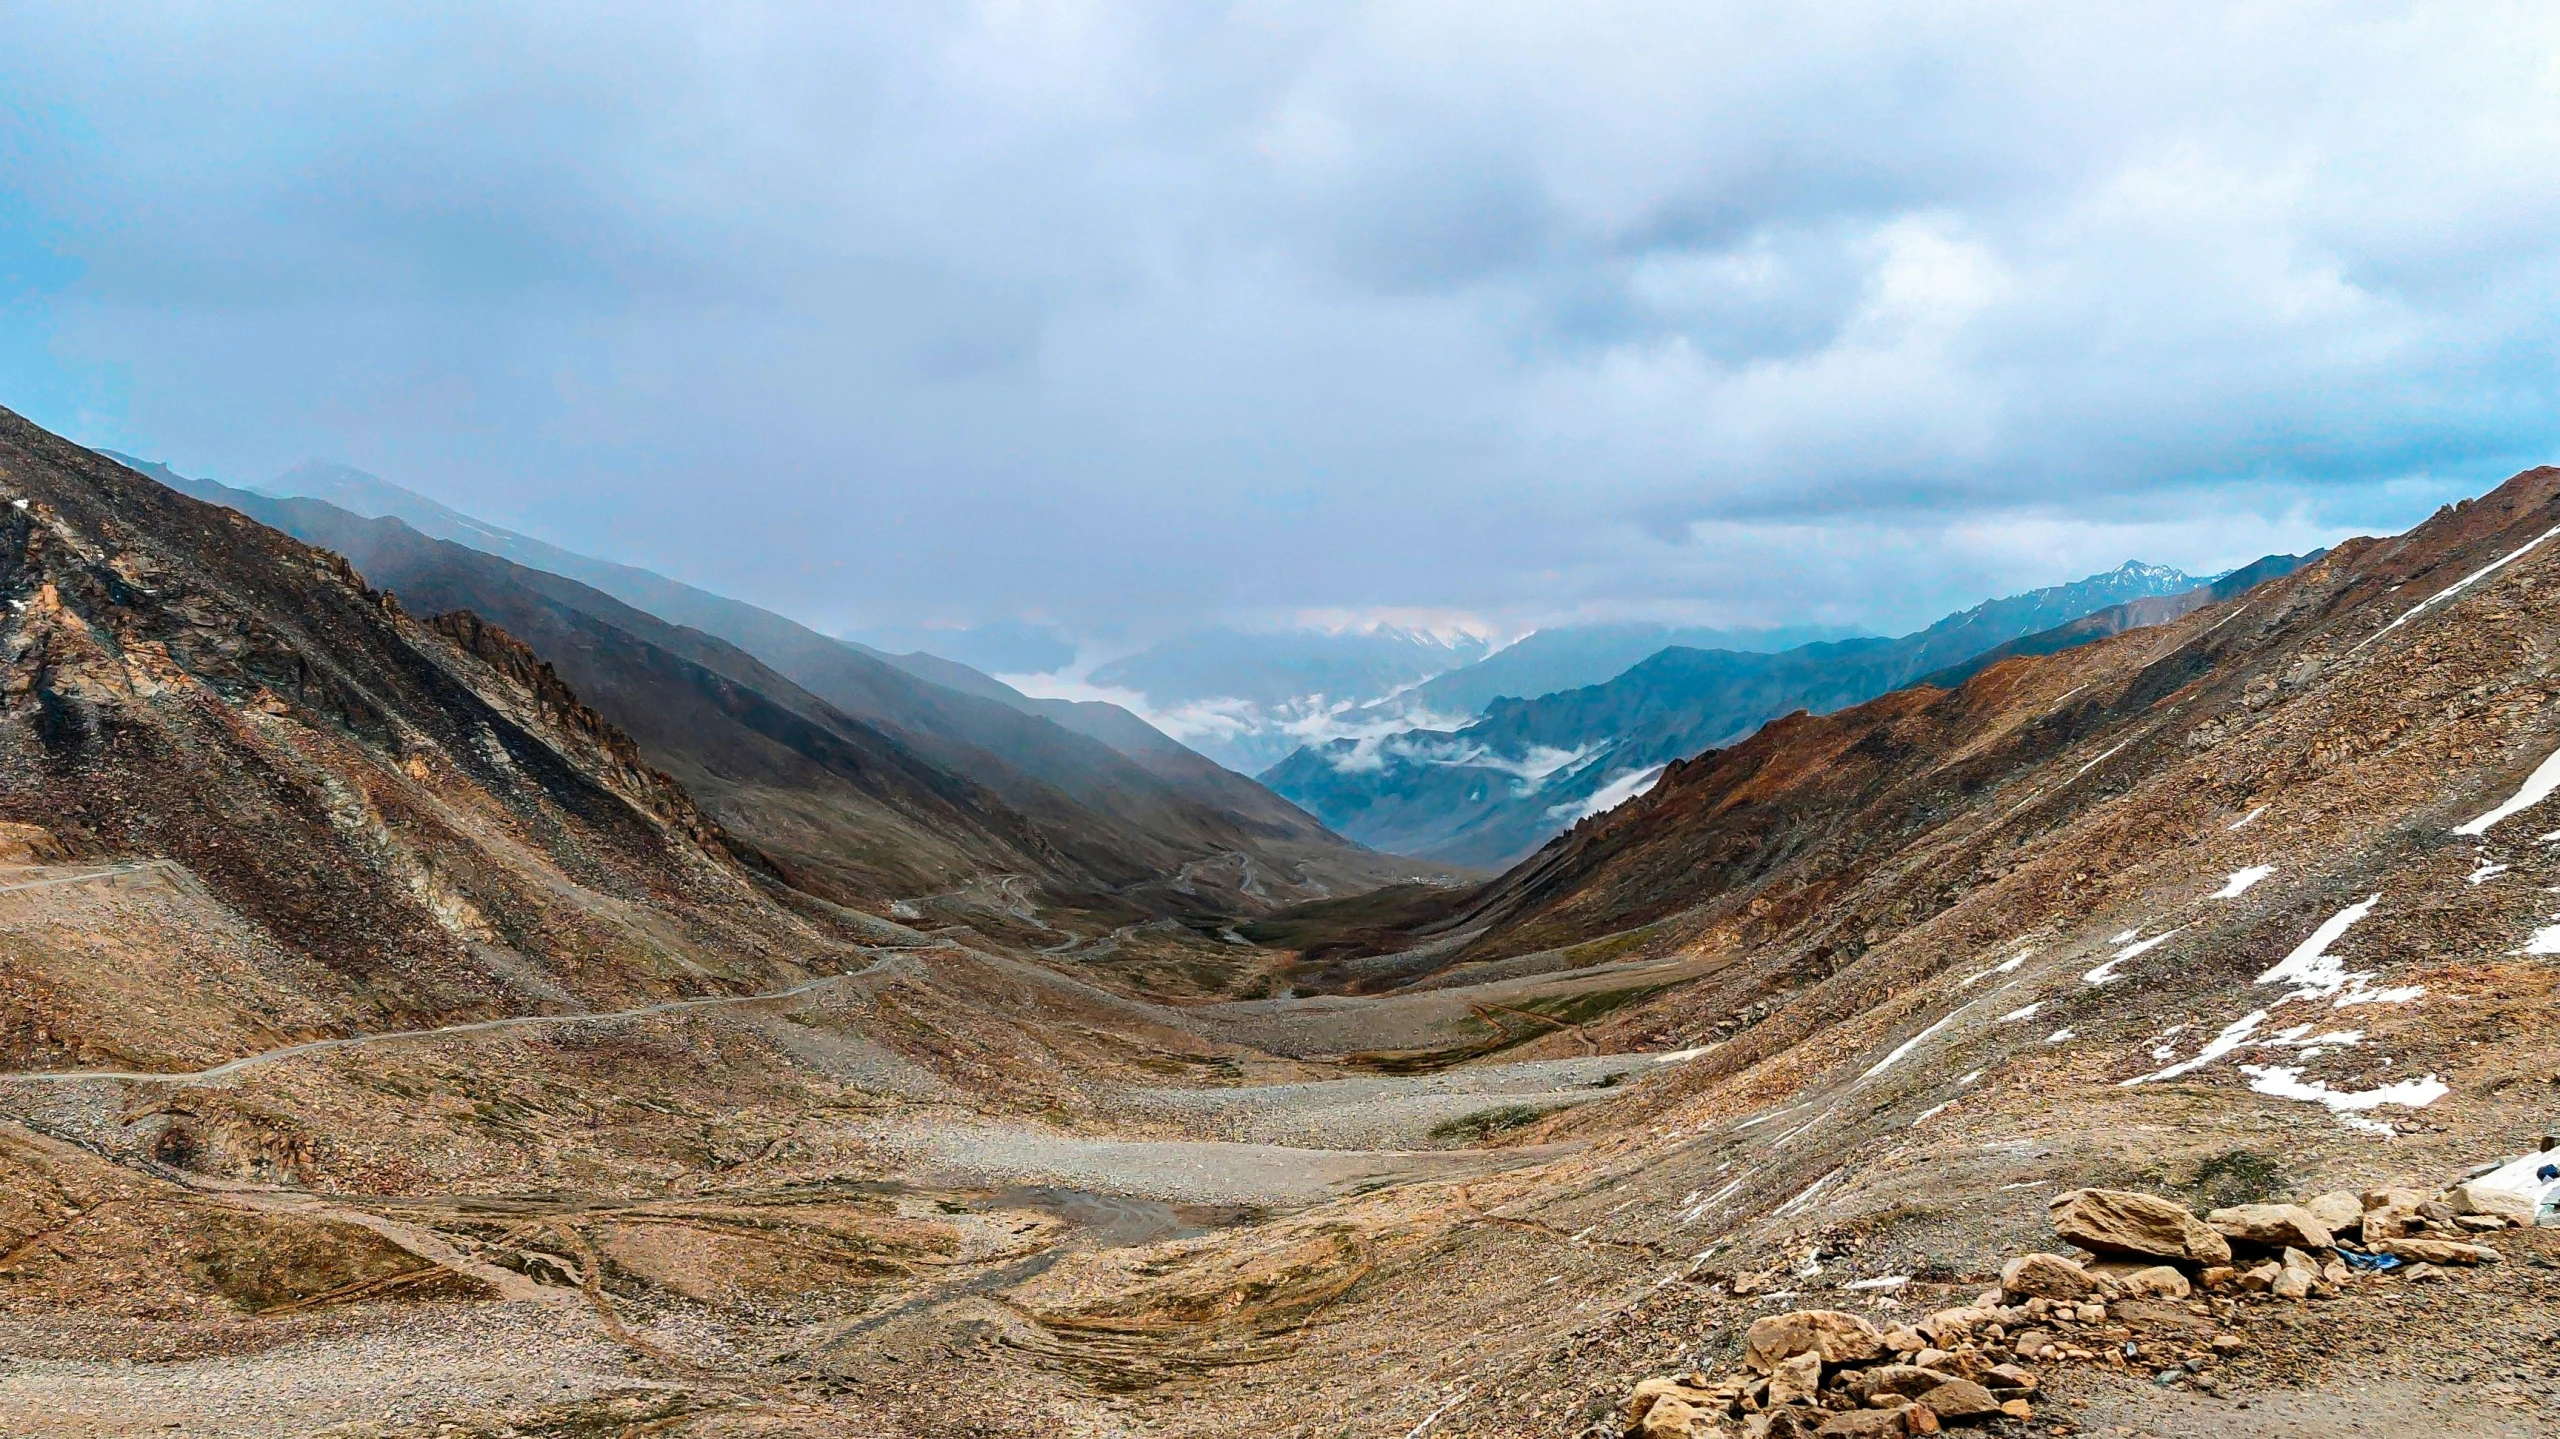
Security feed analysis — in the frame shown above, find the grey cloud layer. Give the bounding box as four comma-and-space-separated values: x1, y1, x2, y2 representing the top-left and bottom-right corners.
3, 1, 2555, 639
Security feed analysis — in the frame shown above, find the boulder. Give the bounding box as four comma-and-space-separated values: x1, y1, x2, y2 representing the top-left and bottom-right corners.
1768, 1352, 1824, 1408
2269, 1266, 2313, 1300
1998, 1253, 2094, 1299
2362, 1186, 2426, 1212
2120, 1265, 2190, 1300
2362, 1205, 2420, 1241
1745, 1311, 1888, 1373
1917, 1379, 2002, 1422
2049, 1189, 2231, 1265
1855, 1365, 1953, 1400
2373, 1237, 2501, 1266
1984, 1364, 2039, 1394
2206, 1203, 2333, 1251
2404, 1262, 2448, 1283
2447, 1181, 2537, 1226
1637, 1396, 1721, 1439
2303, 1191, 2363, 1234
1628, 1377, 1726, 1427
2280, 1246, 2320, 1276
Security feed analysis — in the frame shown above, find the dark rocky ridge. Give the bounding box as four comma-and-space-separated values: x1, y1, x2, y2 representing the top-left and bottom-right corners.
138, 466, 1433, 914
0, 403, 853, 1036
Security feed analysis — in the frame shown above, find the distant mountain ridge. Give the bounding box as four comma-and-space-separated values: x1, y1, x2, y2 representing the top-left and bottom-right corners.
1262, 560, 2310, 869
108, 453, 1438, 909
1380, 620, 1866, 723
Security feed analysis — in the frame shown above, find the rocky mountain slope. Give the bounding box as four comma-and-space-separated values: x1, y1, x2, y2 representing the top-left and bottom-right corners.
127, 464, 1428, 913
147, 455, 1327, 840
0, 404, 870, 1059
1264, 561, 2280, 869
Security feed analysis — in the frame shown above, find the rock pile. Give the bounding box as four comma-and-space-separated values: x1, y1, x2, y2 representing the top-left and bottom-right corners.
1612, 1182, 2534, 1437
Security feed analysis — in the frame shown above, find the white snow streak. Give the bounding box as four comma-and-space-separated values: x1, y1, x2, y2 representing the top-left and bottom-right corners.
1861, 1010, 1964, 1080
1997, 1003, 2041, 1023
2255, 895, 2381, 1002
2455, 744, 2560, 836
2523, 924, 2560, 956
2237, 1064, 2449, 1114
2046, 1029, 2075, 1043
2228, 805, 2267, 831
2085, 927, 2185, 985
2122, 1010, 2267, 1085
1773, 1168, 1843, 1218
2073, 741, 2131, 780
2468, 863, 2511, 885
2212, 865, 2275, 898
2356, 522, 2560, 652
1959, 948, 2034, 987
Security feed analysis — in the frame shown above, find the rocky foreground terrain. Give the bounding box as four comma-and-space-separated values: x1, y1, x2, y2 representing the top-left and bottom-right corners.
6, 402, 2560, 1436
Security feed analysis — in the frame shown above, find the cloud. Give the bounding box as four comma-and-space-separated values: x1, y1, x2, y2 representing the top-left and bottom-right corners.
2, 2, 2556, 642
1549, 763, 1671, 824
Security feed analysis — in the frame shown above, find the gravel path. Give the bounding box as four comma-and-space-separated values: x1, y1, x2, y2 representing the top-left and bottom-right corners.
864, 1120, 1577, 1207
0, 949, 938, 1088
1116, 1051, 1703, 1149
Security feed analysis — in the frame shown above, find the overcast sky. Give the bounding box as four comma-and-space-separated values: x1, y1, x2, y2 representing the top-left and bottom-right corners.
5, 2, 2558, 647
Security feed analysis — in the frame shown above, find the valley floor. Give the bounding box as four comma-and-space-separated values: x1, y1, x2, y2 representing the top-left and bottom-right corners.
5, 841, 2556, 1439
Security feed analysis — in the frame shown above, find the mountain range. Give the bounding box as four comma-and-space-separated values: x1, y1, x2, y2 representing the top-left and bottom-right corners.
6, 398, 2557, 1435
104, 450, 1437, 915
1262, 559, 2315, 868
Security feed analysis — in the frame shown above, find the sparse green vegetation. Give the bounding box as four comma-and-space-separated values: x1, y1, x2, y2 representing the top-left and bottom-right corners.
1429, 1103, 1566, 1144
1515, 981, 1680, 1026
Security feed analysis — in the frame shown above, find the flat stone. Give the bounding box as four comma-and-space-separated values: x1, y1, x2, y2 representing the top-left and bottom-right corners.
1984, 1364, 2038, 1393
1745, 1310, 1889, 1373
2374, 1237, 2501, 1266
1628, 1377, 1726, 1426
2050, 1188, 2232, 1265
2270, 1266, 2313, 1300
1999, 1252, 2094, 1300
2404, 1262, 2447, 1283
1814, 1409, 1911, 1437
2447, 1181, 2536, 1226
1856, 1365, 1953, 1400
2207, 1203, 2332, 1251
1917, 1378, 2002, 1422
2120, 1265, 2190, 1299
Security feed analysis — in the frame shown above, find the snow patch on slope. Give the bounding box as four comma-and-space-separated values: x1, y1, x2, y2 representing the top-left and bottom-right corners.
2211, 865, 2275, 898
